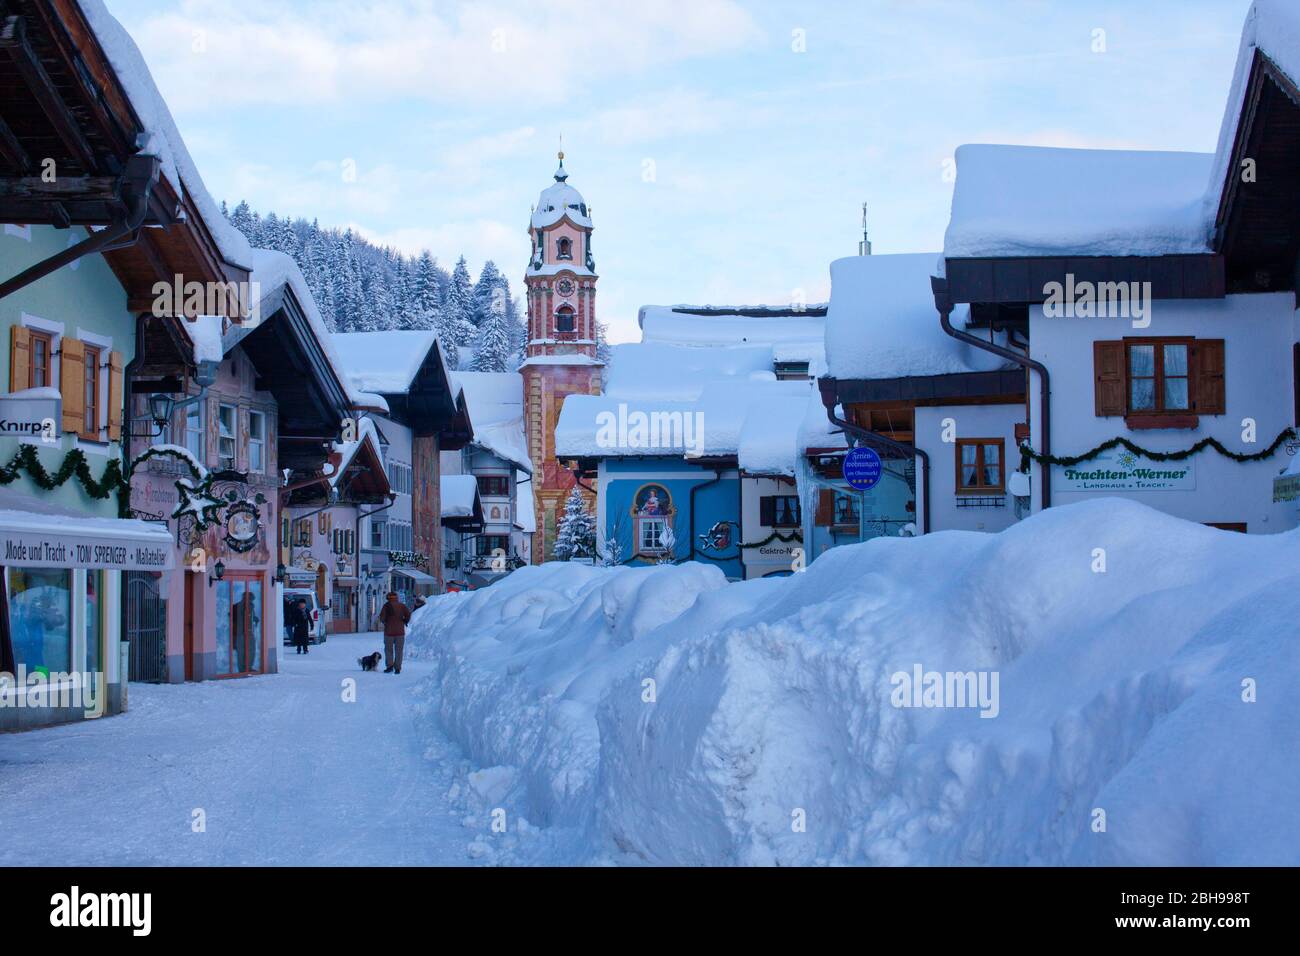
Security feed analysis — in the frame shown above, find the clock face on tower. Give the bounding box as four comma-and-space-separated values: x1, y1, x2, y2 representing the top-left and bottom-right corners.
556, 278, 575, 297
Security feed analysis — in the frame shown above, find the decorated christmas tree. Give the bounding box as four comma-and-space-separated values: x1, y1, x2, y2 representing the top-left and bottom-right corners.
553, 485, 596, 562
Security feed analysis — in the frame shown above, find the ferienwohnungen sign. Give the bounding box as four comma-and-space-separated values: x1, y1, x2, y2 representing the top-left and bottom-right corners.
1054, 449, 1196, 493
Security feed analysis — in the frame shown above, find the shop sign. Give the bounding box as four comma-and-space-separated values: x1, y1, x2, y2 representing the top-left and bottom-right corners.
1274, 474, 1300, 503
1055, 449, 1195, 492
0, 393, 60, 439
1, 526, 172, 570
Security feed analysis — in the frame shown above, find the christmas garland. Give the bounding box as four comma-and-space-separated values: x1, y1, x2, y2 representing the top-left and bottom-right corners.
740, 529, 803, 549
1019, 427, 1297, 472
0, 443, 127, 509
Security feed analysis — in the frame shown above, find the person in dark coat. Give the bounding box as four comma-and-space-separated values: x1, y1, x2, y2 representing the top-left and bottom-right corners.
288, 597, 311, 655
377, 591, 411, 674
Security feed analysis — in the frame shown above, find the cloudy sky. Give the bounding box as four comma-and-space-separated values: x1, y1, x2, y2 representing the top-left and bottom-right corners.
104, 0, 1254, 342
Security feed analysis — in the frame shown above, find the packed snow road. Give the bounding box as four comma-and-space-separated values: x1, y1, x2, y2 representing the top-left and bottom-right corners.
0, 632, 487, 866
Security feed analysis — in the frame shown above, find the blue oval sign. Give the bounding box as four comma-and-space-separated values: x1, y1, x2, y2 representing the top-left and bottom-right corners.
843, 446, 882, 490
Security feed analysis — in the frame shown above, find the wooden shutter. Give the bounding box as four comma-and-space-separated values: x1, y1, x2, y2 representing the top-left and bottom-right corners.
107, 350, 123, 442
9, 326, 31, 392
1193, 339, 1225, 415
814, 489, 834, 526
1093, 340, 1125, 416
759, 496, 775, 526
59, 338, 85, 434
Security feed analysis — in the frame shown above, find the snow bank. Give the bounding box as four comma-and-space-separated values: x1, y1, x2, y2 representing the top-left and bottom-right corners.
825, 253, 1013, 380
408, 499, 1300, 865
944, 145, 1214, 259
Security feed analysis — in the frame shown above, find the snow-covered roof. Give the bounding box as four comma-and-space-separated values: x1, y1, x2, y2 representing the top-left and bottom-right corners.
532, 178, 591, 230
825, 253, 1015, 381
79, 0, 254, 271
604, 341, 776, 402
519, 354, 604, 368
452, 371, 530, 472
245, 248, 364, 405
555, 379, 814, 465
737, 386, 827, 476
441, 474, 480, 518
943, 144, 1215, 260
1206, 1, 1300, 222
327, 416, 381, 490
330, 331, 450, 396
639, 305, 827, 373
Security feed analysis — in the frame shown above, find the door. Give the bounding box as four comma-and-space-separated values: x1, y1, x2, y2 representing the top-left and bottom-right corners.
214, 574, 264, 677
125, 571, 167, 683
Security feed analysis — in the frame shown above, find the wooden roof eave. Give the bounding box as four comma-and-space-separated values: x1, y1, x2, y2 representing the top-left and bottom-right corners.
824, 369, 1027, 408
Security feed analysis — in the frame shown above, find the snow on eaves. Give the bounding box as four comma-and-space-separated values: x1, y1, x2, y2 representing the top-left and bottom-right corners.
78, 0, 254, 271
441, 474, 479, 518
825, 252, 1015, 381
943, 144, 1215, 260
327, 415, 380, 489
329, 330, 445, 396
181, 315, 225, 364
1206, 0, 1300, 223
452, 371, 530, 472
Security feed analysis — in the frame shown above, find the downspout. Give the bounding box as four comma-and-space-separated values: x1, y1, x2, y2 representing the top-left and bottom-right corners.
688, 468, 722, 562
354, 494, 397, 631
0, 153, 159, 301
930, 275, 1051, 509
818, 378, 930, 535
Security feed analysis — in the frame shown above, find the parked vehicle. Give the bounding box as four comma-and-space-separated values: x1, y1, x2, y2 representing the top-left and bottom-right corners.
282, 589, 327, 645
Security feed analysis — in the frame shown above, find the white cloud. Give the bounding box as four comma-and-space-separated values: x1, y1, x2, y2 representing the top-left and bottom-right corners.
109, 0, 762, 112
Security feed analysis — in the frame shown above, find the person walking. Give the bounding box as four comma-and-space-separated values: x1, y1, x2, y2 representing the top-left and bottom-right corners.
288, 597, 311, 655
377, 591, 411, 674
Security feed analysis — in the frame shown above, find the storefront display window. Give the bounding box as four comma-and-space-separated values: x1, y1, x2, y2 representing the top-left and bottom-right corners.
85, 570, 102, 676
6, 567, 72, 673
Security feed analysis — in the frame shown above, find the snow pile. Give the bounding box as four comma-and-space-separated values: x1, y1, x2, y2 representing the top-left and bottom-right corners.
182, 315, 225, 364
944, 145, 1214, 259
825, 253, 1014, 381
639, 306, 826, 372
408, 499, 1300, 865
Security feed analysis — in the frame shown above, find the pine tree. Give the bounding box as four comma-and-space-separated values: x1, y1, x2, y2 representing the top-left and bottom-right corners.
444, 256, 479, 351
472, 260, 503, 327
472, 290, 513, 372
553, 485, 596, 562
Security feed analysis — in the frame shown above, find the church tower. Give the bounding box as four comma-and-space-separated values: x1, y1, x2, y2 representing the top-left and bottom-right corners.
521, 152, 604, 561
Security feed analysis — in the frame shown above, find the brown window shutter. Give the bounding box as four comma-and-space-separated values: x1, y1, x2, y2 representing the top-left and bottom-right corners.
60, 338, 86, 434
107, 350, 124, 442
759, 496, 775, 525
1193, 339, 1225, 415
1093, 340, 1125, 416
9, 325, 31, 391
814, 489, 834, 526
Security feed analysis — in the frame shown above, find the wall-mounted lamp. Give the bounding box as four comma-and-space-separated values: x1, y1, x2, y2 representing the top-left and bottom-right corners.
209, 559, 226, 588
274, 563, 286, 584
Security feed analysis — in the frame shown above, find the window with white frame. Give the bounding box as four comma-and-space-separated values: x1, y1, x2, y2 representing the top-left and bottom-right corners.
639, 517, 666, 553
248, 410, 266, 472
218, 403, 237, 465
182, 402, 203, 462
370, 520, 386, 550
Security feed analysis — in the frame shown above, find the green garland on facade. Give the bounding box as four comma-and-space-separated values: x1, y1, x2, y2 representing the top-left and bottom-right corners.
0, 443, 126, 504
740, 529, 803, 549
1019, 427, 1297, 472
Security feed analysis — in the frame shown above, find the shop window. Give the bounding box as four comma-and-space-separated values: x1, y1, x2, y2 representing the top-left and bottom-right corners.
760, 495, 800, 527
6, 567, 71, 673
214, 577, 263, 677
249, 410, 266, 472
956, 438, 1005, 494
478, 534, 510, 556
218, 403, 238, 465
478, 475, 509, 497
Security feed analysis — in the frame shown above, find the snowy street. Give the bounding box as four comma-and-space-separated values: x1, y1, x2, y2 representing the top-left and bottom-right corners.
0, 633, 484, 866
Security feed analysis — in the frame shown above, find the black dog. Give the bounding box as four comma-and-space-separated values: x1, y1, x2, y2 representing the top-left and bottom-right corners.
358, 652, 382, 672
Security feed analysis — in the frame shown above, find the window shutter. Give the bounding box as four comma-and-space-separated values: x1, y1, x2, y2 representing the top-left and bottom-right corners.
107, 350, 124, 442
9, 326, 31, 391
814, 489, 834, 526
759, 496, 775, 526
1093, 340, 1125, 416
60, 338, 85, 434
1193, 339, 1225, 415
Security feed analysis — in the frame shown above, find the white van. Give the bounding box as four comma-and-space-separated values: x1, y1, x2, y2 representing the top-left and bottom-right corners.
282, 589, 328, 645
